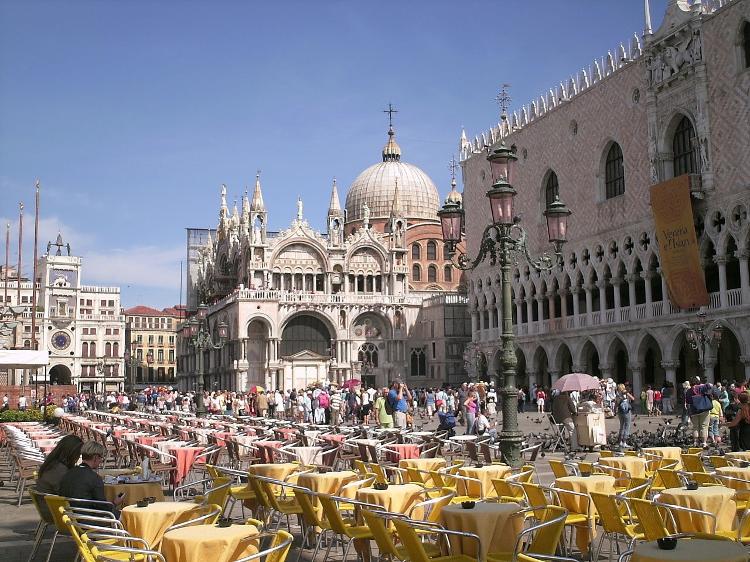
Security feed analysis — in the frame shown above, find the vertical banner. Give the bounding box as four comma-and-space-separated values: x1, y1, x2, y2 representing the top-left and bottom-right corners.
650, 175, 709, 309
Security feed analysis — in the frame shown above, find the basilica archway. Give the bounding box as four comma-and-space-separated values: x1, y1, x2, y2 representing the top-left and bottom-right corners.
281, 313, 334, 389
714, 326, 743, 384
49, 364, 72, 386
247, 319, 270, 388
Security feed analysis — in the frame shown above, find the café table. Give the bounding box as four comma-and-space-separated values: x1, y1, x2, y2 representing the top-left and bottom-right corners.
155, 440, 188, 463
399, 458, 446, 485
287, 446, 323, 466
457, 464, 511, 499
450, 435, 478, 442
555, 474, 616, 554
598, 455, 649, 479
254, 441, 283, 463
248, 463, 300, 493
120, 501, 198, 547
630, 538, 747, 562
385, 443, 421, 463
658, 486, 736, 533
161, 523, 260, 562
104, 480, 164, 506
298, 470, 359, 516
357, 483, 425, 517
714, 466, 750, 498
441, 502, 523, 561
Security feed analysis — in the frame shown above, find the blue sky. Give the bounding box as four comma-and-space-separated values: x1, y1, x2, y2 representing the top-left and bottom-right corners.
0, 0, 668, 308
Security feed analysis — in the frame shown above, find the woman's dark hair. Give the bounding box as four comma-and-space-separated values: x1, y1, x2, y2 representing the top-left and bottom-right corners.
38, 434, 83, 475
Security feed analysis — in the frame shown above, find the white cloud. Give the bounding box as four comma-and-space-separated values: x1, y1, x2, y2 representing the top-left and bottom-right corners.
83, 245, 184, 290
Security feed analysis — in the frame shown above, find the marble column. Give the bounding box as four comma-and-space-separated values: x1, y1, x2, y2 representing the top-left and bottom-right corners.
526, 298, 534, 329
599, 363, 612, 381
642, 271, 653, 317
514, 299, 524, 328
584, 284, 594, 322
630, 365, 643, 412
661, 361, 678, 387
703, 360, 716, 384
559, 288, 568, 326
571, 287, 581, 327
626, 274, 637, 313
548, 370, 560, 385
597, 280, 607, 314
536, 296, 544, 332
715, 255, 728, 308
741, 356, 750, 382
547, 291, 556, 322
657, 268, 669, 312
739, 252, 750, 304
612, 278, 622, 311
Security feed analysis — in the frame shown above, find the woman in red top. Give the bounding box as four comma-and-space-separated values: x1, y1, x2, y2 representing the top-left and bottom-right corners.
536, 389, 546, 413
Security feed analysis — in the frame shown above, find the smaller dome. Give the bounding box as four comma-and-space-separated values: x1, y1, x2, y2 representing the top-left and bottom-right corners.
445, 178, 462, 204
382, 126, 401, 162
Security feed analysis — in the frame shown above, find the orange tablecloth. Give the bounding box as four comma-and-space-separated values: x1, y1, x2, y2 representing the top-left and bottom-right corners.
298, 470, 359, 516
598, 456, 649, 479
104, 482, 164, 506
121, 502, 198, 547
385, 443, 421, 462
161, 523, 259, 562
173, 447, 204, 484
642, 447, 683, 470
659, 486, 736, 533
441, 502, 523, 560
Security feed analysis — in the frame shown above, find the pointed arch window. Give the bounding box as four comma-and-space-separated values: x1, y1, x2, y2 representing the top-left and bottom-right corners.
412, 264, 421, 281
411, 243, 421, 260
673, 115, 699, 176
426, 241, 437, 260
544, 171, 559, 208
428, 265, 437, 283
444, 265, 453, 282
604, 142, 625, 199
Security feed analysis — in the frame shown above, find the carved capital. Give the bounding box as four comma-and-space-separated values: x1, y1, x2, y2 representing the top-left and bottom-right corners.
660, 360, 679, 370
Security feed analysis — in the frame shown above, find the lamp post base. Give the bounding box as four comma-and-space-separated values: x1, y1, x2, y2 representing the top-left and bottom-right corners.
194, 382, 207, 416
498, 430, 524, 468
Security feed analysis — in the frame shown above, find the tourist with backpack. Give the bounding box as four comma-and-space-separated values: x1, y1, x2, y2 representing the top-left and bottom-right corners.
615, 383, 635, 449
687, 377, 714, 448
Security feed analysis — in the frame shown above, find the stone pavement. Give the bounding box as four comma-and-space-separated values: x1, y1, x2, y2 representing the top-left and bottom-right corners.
2, 411, 673, 561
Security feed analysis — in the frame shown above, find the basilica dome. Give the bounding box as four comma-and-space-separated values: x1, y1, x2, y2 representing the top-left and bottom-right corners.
345, 127, 440, 224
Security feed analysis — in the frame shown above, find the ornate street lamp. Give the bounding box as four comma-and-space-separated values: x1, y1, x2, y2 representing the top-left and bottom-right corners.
186, 304, 228, 415
438, 141, 571, 467
96, 358, 108, 410
686, 310, 722, 379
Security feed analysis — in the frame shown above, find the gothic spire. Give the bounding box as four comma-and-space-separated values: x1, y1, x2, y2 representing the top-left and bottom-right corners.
241, 186, 250, 219
391, 178, 404, 217
382, 103, 402, 162
328, 177, 342, 215
644, 0, 653, 35
250, 171, 265, 212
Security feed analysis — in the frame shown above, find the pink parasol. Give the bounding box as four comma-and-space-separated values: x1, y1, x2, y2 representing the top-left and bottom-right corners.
342, 378, 361, 390
552, 373, 600, 393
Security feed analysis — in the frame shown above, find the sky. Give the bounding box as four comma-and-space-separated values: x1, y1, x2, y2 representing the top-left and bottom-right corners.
0, 0, 668, 309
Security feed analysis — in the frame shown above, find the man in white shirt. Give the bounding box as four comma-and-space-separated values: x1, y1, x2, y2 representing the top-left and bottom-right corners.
18, 395, 27, 411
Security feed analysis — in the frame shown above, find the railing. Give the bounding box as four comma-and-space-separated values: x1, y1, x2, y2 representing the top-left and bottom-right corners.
80, 314, 125, 322
209, 288, 429, 311
475, 289, 747, 342
80, 285, 120, 294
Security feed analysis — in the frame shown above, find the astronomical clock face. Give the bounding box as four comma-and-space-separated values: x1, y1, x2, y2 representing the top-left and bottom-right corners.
51, 331, 71, 351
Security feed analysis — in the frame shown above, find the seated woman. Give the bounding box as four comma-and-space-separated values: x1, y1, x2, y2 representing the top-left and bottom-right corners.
59, 441, 124, 515
36, 434, 83, 495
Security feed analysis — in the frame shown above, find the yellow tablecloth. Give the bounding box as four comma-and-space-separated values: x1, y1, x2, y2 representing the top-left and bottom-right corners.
726, 451, 750, 463
631, 538, 747, 562
105, 482, 164, 506
248, 463, 300, 494
121, 502, 198, 547
440, 502, 522, 561
715, 466, 750, 498
555, 475, 615, 553
659, 486, 736, 533
642, 447, 683, 470
598, 456, 649, 479
161, 524, 259, 562
357, 484, 425, 517
457, 465, 511, 499
298, 470, 359, 517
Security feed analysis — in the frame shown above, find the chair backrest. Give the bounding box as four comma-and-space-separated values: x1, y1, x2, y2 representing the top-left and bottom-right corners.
391, 517, 431, 562
249, 477, 273, 510
353, 460, 368, 475
521, 482, 550, 519
318, 495, 348, 535
681, 453, 705, 473
656, 469, 683, 489
61, 513, 96, 562
44, 494, 72, 534
526, 505, 568, 555
548, 460, 569, 478
423, 490, 454, 523
231, 529, 293, 562
492, 478, 524, 501
204, 477, 232, 508
368, 463, 388, 485
292, 489, 324, 529
361, 510, 399, 558
599, 450, 614, 458
28, 487, 54, 524
591, 492, 628, 535
710, 455, 729, 469
629, 498, 670, 541
622, 477, 650, 499
479, 442, 495, 464
466, 441, 479, 463
405, 467, 425, 484
339, 476, 375, 499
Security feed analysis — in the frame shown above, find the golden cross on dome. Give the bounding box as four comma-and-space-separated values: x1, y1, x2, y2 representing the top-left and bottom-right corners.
448, 156, 459, 181
383, 103, 398, 128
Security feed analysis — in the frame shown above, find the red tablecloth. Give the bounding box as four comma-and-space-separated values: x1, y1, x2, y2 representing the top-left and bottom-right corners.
322, 434, 346, 444
386, 443, 421, 462
171, 446, 205, 484
254, 441, 282, 463
136, 436, 163, 447
214, 431, 234, 446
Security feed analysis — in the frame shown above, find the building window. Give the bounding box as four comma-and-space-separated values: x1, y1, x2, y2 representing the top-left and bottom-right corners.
105, 342, 112, 357
411, 243, 421, 260
410, 348, 426, 377
158, 335, 164, 345
604, 142, 625, 199
90, 328, 96, 335
90, 342, 96, 356
113, 342, 119, 356
136, 334, 143, 344
428, 265, 437, 283
136, 349, 143, 361
82, 342, 88, 357
673, 115, 699, 176
427, 241, 437, 260
544, 171, 559, 208
148, 335, 154, 345
169, 349, 175, 363
444, 265, 453, 282
158, 349, 164, 362
744, 21, 750, 68
169, 335, 175, 345
412, 264, 421, 281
